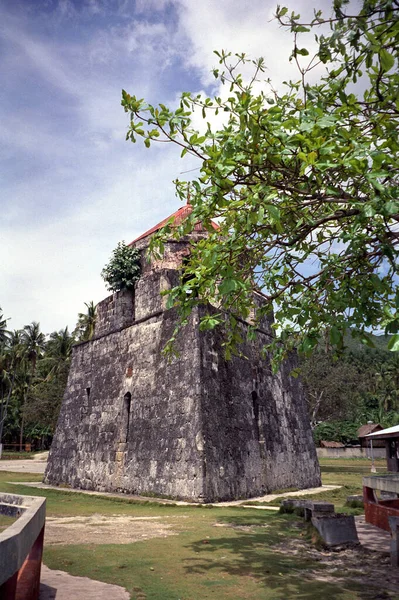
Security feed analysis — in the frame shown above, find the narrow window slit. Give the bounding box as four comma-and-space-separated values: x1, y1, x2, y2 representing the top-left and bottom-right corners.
123, 392, 132, 443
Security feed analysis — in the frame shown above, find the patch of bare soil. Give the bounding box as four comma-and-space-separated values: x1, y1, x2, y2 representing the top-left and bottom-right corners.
215, 519, 398, 598
272, 535, 399, 598
45, 514, 178, 545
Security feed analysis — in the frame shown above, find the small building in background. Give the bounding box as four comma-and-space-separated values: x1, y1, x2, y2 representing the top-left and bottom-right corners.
366, 425, 399, 473
358, 423, 384, 458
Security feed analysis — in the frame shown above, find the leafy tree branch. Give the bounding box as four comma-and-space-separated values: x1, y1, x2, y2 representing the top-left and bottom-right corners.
122, 0, 399, 364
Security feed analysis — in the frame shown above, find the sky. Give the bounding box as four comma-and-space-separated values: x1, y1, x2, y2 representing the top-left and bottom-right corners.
0, 0, 334, 334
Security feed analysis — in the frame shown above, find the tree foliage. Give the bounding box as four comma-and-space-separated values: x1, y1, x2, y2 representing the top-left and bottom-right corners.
313, 420, 360, 445
122, 0, 399, 363
300, 350, 365, 426
301, 332, 399, 442
74, 301, 97, 342
0, 312, 75, 450
101, 241, 141, 293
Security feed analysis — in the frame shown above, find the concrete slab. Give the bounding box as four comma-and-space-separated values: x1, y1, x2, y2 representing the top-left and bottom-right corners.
355, 515, 391, 553
0, 460, 46, 474
363, 474, 399, 494
312, 514, 359, 547
212, 485, 341, 506
241, 505, 280, 511
39, 566, 129, 600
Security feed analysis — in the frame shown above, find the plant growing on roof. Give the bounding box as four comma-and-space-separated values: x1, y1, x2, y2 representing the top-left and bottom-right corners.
101, 241, 141, 292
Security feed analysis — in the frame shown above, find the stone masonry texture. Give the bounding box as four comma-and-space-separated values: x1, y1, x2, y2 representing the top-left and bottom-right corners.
44, 236, 321, 502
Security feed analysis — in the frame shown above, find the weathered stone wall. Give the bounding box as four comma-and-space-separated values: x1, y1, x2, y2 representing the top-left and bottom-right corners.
45, 304, 207, 499
198, 308, 320, 501
94, 290, 135, 338
135, 235, 208, 275
45, 255, 320, 501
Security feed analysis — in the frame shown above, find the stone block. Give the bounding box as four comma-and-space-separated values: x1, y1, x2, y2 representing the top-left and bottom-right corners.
308, 501, 335, 518
346, 494, 364, 506
312, 514, 359, 547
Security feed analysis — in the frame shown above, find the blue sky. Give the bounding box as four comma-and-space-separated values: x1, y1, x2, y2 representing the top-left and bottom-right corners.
0, 0, 330, 334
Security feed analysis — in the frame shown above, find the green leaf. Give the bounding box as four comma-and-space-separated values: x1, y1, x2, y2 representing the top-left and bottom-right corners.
360, 333, 375, 348
388, 334, 399, 351
363, 204, 376, 217
385, 201, 399, 215
302, 336, 317, 353
380, 49, 395, 72
330, 326, 341, 346
290, 367, 301, 378
219, 279, 238, 295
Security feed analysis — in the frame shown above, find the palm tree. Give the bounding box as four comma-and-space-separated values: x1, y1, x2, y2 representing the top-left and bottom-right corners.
74, 301, 97, 342
0, 308, 10, 348
21, 322, 46, 375
45, 327, 74, 378
19, 322, 46, 449
0, 330, 24, 455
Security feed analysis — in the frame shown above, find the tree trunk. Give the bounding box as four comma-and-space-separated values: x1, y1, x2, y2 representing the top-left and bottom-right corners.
0, 374, 15, 452
19, 387, 29, 452
19, 412, 24, 452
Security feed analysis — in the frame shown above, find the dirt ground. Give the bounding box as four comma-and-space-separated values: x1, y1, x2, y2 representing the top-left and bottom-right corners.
216, 519, 399, 599
42, 512, 399, 598
44, 513, 179, 545
272, 530, 399, 597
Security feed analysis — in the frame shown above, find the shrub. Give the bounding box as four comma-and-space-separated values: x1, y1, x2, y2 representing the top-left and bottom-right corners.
101, 241, 141, 292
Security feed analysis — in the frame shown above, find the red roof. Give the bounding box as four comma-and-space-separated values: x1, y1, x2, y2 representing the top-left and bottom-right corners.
130, 203, 219, 245
357, 423, 383, 438
320, 440, 345, 448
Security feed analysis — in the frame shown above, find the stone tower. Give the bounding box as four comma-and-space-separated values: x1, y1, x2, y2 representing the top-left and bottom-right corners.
44, 204, 321, 501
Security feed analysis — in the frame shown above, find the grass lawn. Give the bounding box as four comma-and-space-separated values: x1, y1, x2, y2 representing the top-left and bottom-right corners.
0, 461, 395, 600
0, 513, 16, 532
0, 451, 41, 460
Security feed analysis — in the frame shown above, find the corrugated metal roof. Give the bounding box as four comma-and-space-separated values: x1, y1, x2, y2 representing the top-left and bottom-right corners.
130, 203, 219, 245
366, 424, 399, 438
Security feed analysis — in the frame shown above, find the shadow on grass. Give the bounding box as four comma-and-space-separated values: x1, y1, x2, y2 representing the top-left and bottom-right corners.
183, 514, 353, 599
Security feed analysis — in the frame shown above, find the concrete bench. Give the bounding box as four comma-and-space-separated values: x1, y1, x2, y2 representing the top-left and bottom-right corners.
281, 499, 335, 520
280, 498, 359, 547
0, 492, 46, 600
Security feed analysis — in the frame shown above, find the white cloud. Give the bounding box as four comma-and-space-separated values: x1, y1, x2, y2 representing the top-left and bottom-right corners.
174, 0, 335, 92
1, 139, 185, 332
0, 0, 338, 333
